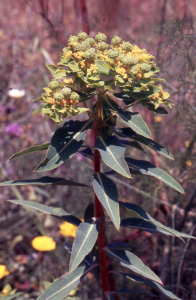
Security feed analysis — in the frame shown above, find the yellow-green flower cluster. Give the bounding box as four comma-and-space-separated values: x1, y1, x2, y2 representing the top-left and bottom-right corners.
33, 32, 172, 122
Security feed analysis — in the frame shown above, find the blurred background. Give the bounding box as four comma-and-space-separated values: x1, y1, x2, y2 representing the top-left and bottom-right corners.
0, 0, 196, 299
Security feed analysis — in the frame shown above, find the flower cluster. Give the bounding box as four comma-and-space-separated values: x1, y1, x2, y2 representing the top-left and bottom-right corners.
33, 32, 172, 122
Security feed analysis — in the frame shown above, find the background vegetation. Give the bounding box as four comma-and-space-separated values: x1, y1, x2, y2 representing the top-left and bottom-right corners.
0, 0, 196, 299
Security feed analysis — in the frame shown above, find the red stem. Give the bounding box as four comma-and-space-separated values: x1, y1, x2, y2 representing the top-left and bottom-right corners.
93, 96, 109, 300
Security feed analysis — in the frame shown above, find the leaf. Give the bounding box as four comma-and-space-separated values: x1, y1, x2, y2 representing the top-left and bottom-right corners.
104, 292, 115, 300
0, 293, 23, 300
116, 272, 182, 300
95, 60, 115, 76
46, 64, 59, 74
103, 96, 151, 139
120, 217, 185, 237
8, 143, 50, 161
32, 103, 47, 115
35, 119, 93, 172
114, 127, 174, 160
119, 201, 195, 241
84, 203, 94, 221
37, 264, 98, 300
93, 172, 120, 230
68, 61, 81, 72
0, 176, 89, 188
70, 218, 99, 272
125, 157, 184, 194
108, 92, 136, 105
8, 200, 81, 226
64, 242, 91, 266
104, 247, 162, 284
79, 147, 94, 161
33, 97, 43, 102
95, 136, 131, 178
124, 89, 156, 100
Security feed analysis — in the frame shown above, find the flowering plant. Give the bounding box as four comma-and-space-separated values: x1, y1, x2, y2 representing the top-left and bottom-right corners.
1, 32, 194, 300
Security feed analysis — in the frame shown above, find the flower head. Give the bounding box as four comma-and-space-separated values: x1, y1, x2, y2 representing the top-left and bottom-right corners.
0, 265, 10, 279
32, 236, 56, 251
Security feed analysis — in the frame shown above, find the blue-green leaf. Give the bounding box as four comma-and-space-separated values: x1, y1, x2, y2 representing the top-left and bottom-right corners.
104, 292, 115, 300
37, 264, 98, 300
116, 272, 182, 300
114, 127, 173, 160
70, 218, 99, 273
104, 247, 162, 284
125, 157, 184, 194
0, 176, 89, 188
93, 172, 120, 230
8, 200, 81, 226
8, 143, 50, 161
95, 136, 131, 178
35, 119, 93, 172
103, 96, 151, 139
120, 201, 195, 241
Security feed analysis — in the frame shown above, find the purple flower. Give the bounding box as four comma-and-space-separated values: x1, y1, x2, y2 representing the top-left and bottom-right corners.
5, 123, 22, 136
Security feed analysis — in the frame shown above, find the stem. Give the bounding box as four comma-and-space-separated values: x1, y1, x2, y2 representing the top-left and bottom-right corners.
93, 95, 109, 300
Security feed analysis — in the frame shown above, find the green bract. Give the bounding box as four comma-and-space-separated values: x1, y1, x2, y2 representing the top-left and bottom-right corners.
96, 41, 108, 51
77, 32, 88, 41
111, 35, 122, 45
95, 32, 107, 42
4, 32, 190, 300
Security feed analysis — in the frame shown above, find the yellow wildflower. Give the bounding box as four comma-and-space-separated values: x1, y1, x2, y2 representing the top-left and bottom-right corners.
186, 160, 192, 167
59, 222, 78, 238
65, 51, 72, 58
154, 116, 163, 123
80, 61, 86, 68
185, 141, 190, 148
64, 78, 74, 84
31, 236, 56, 251
59, 219, 84, 238
0, 265, 10, 279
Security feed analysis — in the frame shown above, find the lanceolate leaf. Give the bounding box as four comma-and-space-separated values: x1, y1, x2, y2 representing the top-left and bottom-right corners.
37, 265, 98, 300
114, 127, 174, 160
32, 103, 47, 115
104, 292, 115, 300
103, 96, 151, 139
8, 143, 50, 161
0, 176, 89, 188
70, 218, 99, 273
112, 289, 156, 297
95, 136, 131, 178
0, 293, 23, 300
93, 172, 120, 230
120, 218, 183, 236
64, 242, 91, 266
35, 119, 93, 172
120, 202, 196, 241
95, 60, 115, 76
79, 147, 94, 160
8, 200, 81, 226
125, 157, 184, 194
104, 247, 162, 284
115, 272, 182, 300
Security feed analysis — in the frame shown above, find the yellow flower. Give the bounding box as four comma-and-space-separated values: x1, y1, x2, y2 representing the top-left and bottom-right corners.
185, 141, 190, 148
0, 265, 10, 279
31, 236, 56, 251
59, 222, 78, 238
154, 116, 163, 123
186, 160, 192, 167
59, 219, 84, 238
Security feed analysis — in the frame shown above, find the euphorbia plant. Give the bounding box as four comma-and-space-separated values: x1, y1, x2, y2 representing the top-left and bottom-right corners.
1, 32, 195, 300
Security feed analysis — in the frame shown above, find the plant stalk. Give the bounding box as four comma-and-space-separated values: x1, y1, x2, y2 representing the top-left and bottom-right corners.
93, 95, 109, 300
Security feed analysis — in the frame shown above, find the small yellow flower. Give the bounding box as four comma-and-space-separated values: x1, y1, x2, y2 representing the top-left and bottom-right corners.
186, 160, 192, 167
154, 116, 163, 123
59, 219, 84, 238
59, 222, 78, 238
0, 265, 10, 279
31, 236, 56, 251
185, 141, 190, 148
